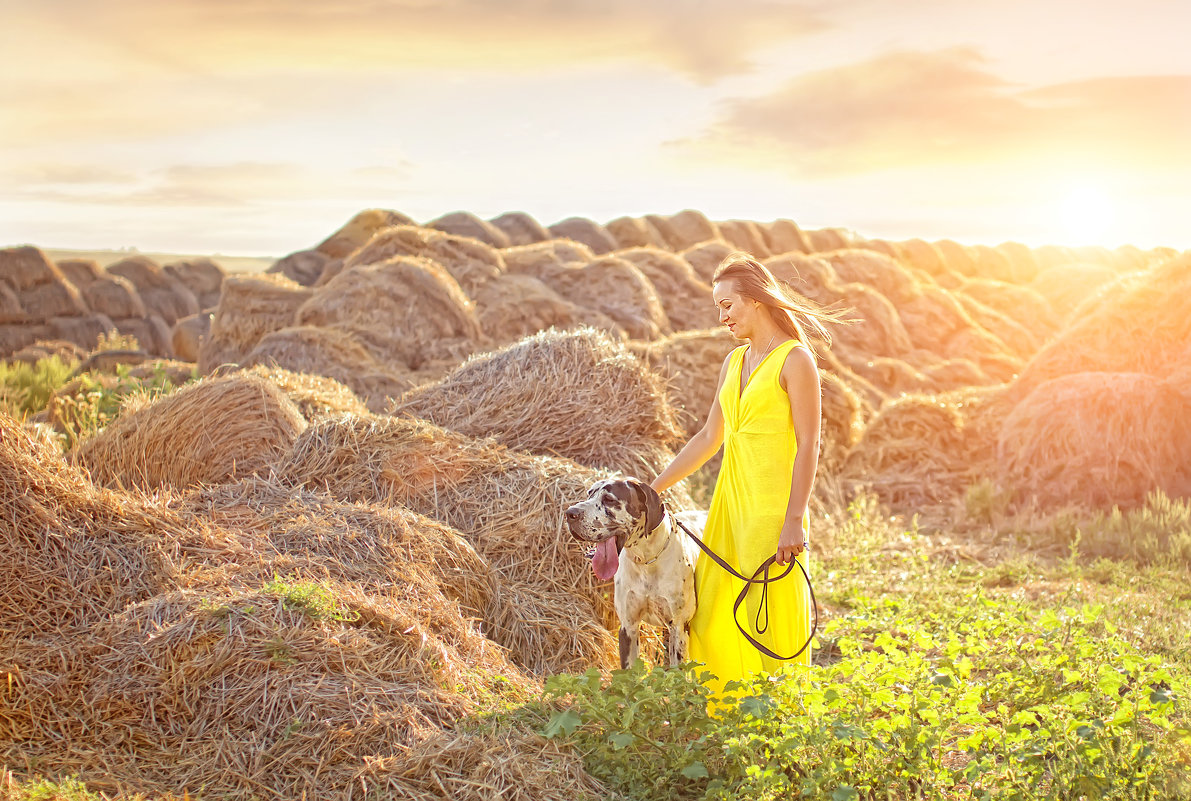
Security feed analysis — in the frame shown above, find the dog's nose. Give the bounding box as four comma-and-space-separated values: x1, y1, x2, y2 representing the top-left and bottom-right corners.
565, 507, 581, 521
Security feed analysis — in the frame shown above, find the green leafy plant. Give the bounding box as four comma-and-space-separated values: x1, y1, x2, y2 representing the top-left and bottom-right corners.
263, 576, 360, 623
0, 355, 76, 420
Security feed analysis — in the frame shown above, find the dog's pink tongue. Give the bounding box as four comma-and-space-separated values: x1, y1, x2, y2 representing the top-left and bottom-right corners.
592, 538, 619, 581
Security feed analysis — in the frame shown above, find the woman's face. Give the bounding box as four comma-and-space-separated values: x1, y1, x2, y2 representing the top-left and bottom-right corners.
712, 280, 760, 340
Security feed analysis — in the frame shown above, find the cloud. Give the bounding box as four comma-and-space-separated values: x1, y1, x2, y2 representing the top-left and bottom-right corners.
686, 49, 1191, 176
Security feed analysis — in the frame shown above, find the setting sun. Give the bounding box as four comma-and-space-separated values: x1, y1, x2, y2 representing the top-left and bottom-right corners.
1058, 182, 1117, 247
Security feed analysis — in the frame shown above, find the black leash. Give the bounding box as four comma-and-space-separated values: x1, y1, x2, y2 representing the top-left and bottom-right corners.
673, 514, 818, 661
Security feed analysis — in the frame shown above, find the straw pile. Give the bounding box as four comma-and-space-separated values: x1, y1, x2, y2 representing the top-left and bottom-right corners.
629, 327, 738, 436
342, 224, 505, 297
932, 239, 978, 277
605, 215, 667, 250
473, 273, 620, 345
511, 254, 670, 340
952, 292, 1040, 360
824, 249, 922, 304
314, 208, 416, 260
268, 248, 332, 286
1028, 262, 1120, 318
107, 255, 200, 325
998, 372, 1191, 508
819, 369, 864, 472
994, 241, 1042, 283
615, 246, 718, 331
277, 413, 622, 671
17, 277, 87, 321
110, 314, 171, 356
197, 272, 313, 373
846, 355, 935, 397
79, 273, 146, 320
806, 228, 850, 252
240, 364, 370, 420
1009, 255, 1191, 403
7, 338, 88, 365
171, 310, 210, 362
393, 327, 686, 479
73, 372, 308, 491
648, 210, 719, 251
428, 210, 512, 249
295, 256, 485, 370
920, 357, 995, 392
54, 257, 104, 287
501, 239, 595, 273
958, 278, 1058, 339
0, 282, 22, 324
0, 245, 62, 290
760, 218, 812, 254
242, 325, 414, 411
548, 217, 618, 254
682, 240, 736, 283
490, 211, 552, 245
716, 219, 771, 257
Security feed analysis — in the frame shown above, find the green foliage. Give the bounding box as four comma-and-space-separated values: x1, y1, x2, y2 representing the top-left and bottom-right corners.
53, 362, 193, 449
262, 576, 360, 623
1075, 492, 1191, 569
1, 774, 109, 800
0, 356, 76, 420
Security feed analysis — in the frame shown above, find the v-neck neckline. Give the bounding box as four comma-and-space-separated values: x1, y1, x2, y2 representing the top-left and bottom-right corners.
738, 339, 788, 399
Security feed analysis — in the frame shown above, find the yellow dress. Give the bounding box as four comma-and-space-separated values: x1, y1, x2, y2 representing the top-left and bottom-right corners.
689, 339, 813, 690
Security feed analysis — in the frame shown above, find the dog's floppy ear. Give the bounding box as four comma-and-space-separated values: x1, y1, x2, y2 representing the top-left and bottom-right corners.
626, 478, 664, 535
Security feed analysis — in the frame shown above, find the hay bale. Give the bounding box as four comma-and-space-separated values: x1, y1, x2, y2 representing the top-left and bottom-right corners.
74, 372, 308, 491
126, 359, 196, 387
429, 210, 512, 249
7, 338, 88, 366
48, 314, 118, 353
548, 217, 618, 255
630, 327, 738, 436
512, 254, 669, 340
933, 239, 978, 276
941, 326, 1022, 384
857, 238, 903, 261
0, 323, 50, 358
81, 274, 146, 319
615, 246, 717, 331
0, 282, 23, 324
266, 248, 329, 287
823, 248, 921, 304
164, 258, 225, 310
819, 369, 864, 471
897, 238, 948, 276
17, 277, 87, 321
958, 278, 1058, 340
999, 372, 1191, 508
315, 208, 417, 259
501, 239, 595, 274
278, 414, 623, 671
295, 256, 484, 370
112, 314, 173, 357
1028, 261, 1119, 318
171, 311, 211, 363
952, 292, 1040, 360
824, 282, 914, 360
919, 357, 994, 391
1010, 255, 1191, 403
605, 215, 667, 250
716, 219, 771, 257
198, 273, 312, 373
0, 245, 62, 291
490, 211, 552, 245
765, 251, 844, 304
994, 241, 1042, 283
647, 210, 719, 251
760, 218, 812, 255
845, 355, 935, 397
241, 364, 369, 420
967, 244, 1015, 283
242, 325, 414, 411
474, 272, 623, 345
393, 327, 685, 478
107, 255, 200, 325
680, 240, 734, 284
806, 228, 850, 252
343, 224, 504, 297
55, 257, 105, 288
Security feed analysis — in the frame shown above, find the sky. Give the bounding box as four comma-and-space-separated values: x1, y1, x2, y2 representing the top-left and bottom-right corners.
1, 0, 1189, 257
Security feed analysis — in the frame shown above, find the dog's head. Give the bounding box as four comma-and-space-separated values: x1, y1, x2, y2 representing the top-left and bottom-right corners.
564, 477, 664, 581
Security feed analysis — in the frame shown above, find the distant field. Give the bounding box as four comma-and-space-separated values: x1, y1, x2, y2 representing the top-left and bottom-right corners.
45, 248, 277, 275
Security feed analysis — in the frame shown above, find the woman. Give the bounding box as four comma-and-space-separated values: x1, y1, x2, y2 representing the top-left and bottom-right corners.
651, 252, 833, 687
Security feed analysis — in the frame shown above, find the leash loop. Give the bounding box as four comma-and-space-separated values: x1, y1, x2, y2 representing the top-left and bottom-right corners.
673, 513, 818, 661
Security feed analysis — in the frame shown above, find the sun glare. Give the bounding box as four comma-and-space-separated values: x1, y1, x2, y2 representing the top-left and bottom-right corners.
1058, 182, 1117, 247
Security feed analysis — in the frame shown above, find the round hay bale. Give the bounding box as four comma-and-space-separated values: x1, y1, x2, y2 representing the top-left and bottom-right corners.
994, 241, 1042, 283
518, 254, 670, 340
0, 410, 182, 646
0, 281, 23, 324
825, 282, 914, 360
846, 355, 935, 397
1028, 261, 1119, 318
107, 255, 200, 325
278, 414, 625, 668
314, 208, 416, 259
112, 314, 173, 357
952, 292, 1040, 360
7, 338, 88, 365
1010, 255, 1191, 403
765, 251, 844, 304
125, 359, 196, 387
171, 311, 212, 363
806, 228, 850, 252
242, 364, 369, 419
615, 246, 717, 331
343, 224, 504, 297
502, 239, 595, 274
682, 240, 735, 283
941, 326, 1022, 383
760, 218, 812, 255
647, 210, 719, 251
815, 369, 863, 474
295, 256, 485, 370
267, 248, 329, 287
393, 327, 685, 478
605, 215, 667, 250
857, 238, 903, 261
74, 372, 308, 491
198, 273, 313, 373
967, 244, 1015, 282
162, 259, 224, 311
81, 274, 146, 319
243, 325, 414, 412
48, 314, 118, 353
999, 372, 1191, 509
896, 283, 985, 351
716, 219, 771, 257
0, 245, 62, 291
473, 272, 622, 345
1, 323, 50, 358
547, 216, 618, 255
629, 327, 738, 436
490, 210, 552, 245
17, 277, 87, 321
933, 239, 978, 276
56, 257, 105, 288
920, 357, 994, 391
429, 210, 512, 249
958, 278, 1058, 340
897, 238, 948, 276
823, 248, 921, 304
1111, 244, 1154, 273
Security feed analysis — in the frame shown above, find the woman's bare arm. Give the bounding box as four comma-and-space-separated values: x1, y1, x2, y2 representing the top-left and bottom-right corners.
776, 345, 822, 565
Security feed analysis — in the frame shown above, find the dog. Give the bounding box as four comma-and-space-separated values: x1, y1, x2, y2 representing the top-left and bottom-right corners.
564, 477, 705, 669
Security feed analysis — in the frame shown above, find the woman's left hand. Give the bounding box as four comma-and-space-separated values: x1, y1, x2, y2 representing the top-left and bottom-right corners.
775, 518, 808, 565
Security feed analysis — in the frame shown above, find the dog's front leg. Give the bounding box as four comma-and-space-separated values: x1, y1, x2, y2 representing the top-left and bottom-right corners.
667, 621, 690, 668
618, 624, 640, 670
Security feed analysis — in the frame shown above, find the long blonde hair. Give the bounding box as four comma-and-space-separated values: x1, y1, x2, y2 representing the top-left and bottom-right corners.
713, 252, 841, 356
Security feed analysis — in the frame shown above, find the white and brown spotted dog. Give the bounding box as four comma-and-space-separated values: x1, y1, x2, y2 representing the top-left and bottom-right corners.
565, 477, 705, 669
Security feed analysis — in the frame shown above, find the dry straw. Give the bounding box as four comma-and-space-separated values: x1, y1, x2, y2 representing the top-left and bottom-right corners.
959, 278, 1058, 342
1028, 261, 1119, 318
342, 224, 505, 297
616, 246, 719, 332
107, 254, 199, 325
198, 272, 313, 373
489, 210, 552, 246
17, 277, 87, 321
241, 364, 371, 420
392, 327, 686, 479
0, 245, 62, 291
314, 208, 416, 260
548, 216, 619, 255
630, 327, 738, 436
501, 239, 595, 274
428, 210, 513, 249
268, 248, 333, 286
80, 274, 147, 320
681, 240, 735, 283
760, 218, 813, 255
164, 257, 226, 310
716, 219, 771, 257
295, 255, 485, 370
605, 215, 667, 250
74, 372, 308, 491
54, 257, 105, 288
473, 272, 620, 345
647, 210, 720, 251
